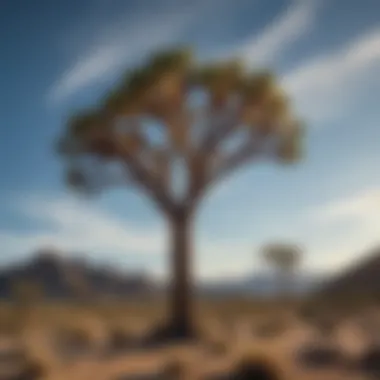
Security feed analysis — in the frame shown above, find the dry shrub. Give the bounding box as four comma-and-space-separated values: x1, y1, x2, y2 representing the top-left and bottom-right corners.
105, 326, 137, 354
219, 315, 236, 334
54, 324, 95, 355
18, 358, 47, 380
357, 344, 380, 376
229, 351, 283, 380
313, 317, 338, 337
161, 360, 186, 378
0, 346, 47, 380
253, 318, 287, 339
206, 338, 229, 357
197, 320, 230, 358
0, 306, 20, 337
295, 341, 345, 369
160, 354, 193, 380
297, 305, 317, 321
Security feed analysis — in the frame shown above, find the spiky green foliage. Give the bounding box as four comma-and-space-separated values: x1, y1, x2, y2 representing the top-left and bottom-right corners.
57, 48, 303, 213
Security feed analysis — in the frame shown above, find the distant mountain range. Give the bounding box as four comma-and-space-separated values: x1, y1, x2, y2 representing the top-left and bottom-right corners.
199, 244, 380, 299
1, 245, 379, 300
0, 249, 155, 299
0, 248, 323, 300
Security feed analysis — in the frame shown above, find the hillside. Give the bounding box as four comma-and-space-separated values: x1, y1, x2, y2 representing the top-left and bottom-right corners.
0, 249, 155, 299
315, 245, 380, 298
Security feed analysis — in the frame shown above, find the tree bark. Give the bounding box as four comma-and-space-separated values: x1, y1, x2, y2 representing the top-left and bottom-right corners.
167, 212, 195, 339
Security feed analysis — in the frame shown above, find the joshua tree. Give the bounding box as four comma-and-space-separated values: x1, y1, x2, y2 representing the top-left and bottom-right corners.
262, 242, 303, 298
57, 48, 303, 340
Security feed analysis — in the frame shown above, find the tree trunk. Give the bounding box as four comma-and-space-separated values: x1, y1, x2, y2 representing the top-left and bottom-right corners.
167, 212, 195, 339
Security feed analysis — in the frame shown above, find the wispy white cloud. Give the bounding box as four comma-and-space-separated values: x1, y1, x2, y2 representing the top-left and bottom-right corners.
0, 196, 166, 261
48, 1, 215, 103
312, 188, 380, 227
306, 239, 377, 275
0, 194, 256, 279
49, 45, 124, 104
304, 187, 380, 272
49, 0, 321, 103
239, 0, 320, 65
282, 28, 380, 123
211, 0, 320, 65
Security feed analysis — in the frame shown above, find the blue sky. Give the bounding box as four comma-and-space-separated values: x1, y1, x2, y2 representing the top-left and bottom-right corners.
1, 0, 380, 280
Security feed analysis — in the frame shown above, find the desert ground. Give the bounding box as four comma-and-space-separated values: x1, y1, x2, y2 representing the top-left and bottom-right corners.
0, 298, 379, 380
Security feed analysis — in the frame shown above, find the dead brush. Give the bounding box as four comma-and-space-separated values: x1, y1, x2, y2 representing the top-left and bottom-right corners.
295, 341, 346, 369
207, 338, 230, 357
313, 316, 338, 338
105, 325, 137, 354
356, 343, 380, 377
54, 323, 95, 357
0, 345, 48, 380
253, 318, 287, 339
160, 354, 195, 380
229, 351, 283, 380
18, 357, 47, 380
198, 320, 230, 358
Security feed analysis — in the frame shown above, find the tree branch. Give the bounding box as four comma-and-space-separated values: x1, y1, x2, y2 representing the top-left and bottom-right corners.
115, 138, 177, 214
214, 142, 262, 181
188, 135, 267, 209
109, 116, 178, 214
184, 103, 241, 208
199, 102, 241, 153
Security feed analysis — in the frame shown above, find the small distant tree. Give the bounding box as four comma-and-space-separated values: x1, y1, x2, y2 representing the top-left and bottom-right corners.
262, 242, 303, 299
56, 48, 304, 340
